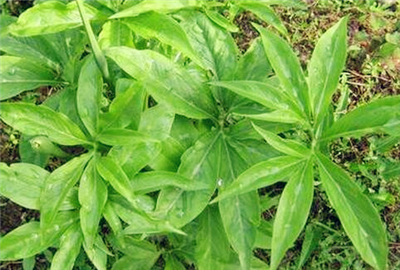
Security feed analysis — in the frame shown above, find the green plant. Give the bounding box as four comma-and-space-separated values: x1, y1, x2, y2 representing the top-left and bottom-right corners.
0, 1, 399, 270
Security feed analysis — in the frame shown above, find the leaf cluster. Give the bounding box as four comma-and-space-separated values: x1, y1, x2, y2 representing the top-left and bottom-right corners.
0, 1, 398, 269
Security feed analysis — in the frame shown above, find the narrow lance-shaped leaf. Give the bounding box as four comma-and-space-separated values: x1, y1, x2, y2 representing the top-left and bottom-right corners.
83, 234, 108, 270
0, 163, 49, 210
179, 10, 238, 108
211, 156, 303, 203
308, 17, 347, 130
204, 9, 239, 32
77, 56, 103, 137
103, 202, 123, 236
0, 103, 89, 146
130, 171, 209, 194
316, 152, 388, 270
50, 222, 83, 270
40, 154, 91, 232
155, 131, 222, 227
106, 47, 218, 120
270, 158, 314, 270
123, 11, 204, 68
252, 123, 311, 158
195, 206, 234, 270
77, 0, 109, 79
108, 141, 161, 178
110, 0, 200, 19
209, 81, 291, 111
165, 254, 186, 270
218, 136, 260, 270
0, 56, 60, 101
235, 110, 305, 124
98, 20, 134, 49
323, 96, 400, 140
9, 1, 100, 36
97, 156, 136, 204
79, 157, 108, 249
97, 128, 156, 146
99, 79, 144, 131
241, 0, 307, 9
0, 211, 78, 261
110, 200, 185, 236
254, 24, 310, 119
238, 2, 287, 36
234, 37, 272, 81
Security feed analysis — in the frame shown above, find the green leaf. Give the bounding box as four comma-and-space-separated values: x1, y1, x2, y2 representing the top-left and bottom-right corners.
139, 103, 175, 140
234, 110, 304, 124
110, 0, 200, 19
100, 79, 144, 131
108, 141, 161, 178
0, 163, 49, 209
110, 201, 184, 235
254, 220, 273, 249
40, 154, 90, 231
97, 156, 136, 204
315, 152, 388, 270
19, 135, 50, 167
130, 171, 209, 194
79, 157, 108, 248
155, 131, 221, 227
179, 10, 237, 81
0, 28, 87, 72
165, 254, 186, 270
123, 11, 203, 67
308, 17, 347, 130
110, 236, 159, 269
270, 159, 314, 270
219, 194, 259, 270
195, 206, 233, 270
0, 103, 89, 146
103, 202, 123, 235
382, 161, 400, 181
296, 224, 322, 270
252, 123, 311, 158
99, 20, 134, 49
0, 211, 78, 260
254, 24, 309, 118
211, 156, 303, 203
238, 2, 287, 35
50, 222, 83, 270
0, 56, 60, 101
204, 9, 239, 32
76, 0, 109, 80
77, 56, 103, 137
83, 234, 108, 270
238, 0, 307, 9
22, 256, 35, 270
106, 47, 217, 120
209, 81, 290, 111
97, 128, 155, 146
112, 256, 157, 270
234, 38, 272, 81
110, 235, 159, 259
217, 134, 265, 270
179, 10, 238, 108
10, 1, 100, 36
323, 96, 400, 140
